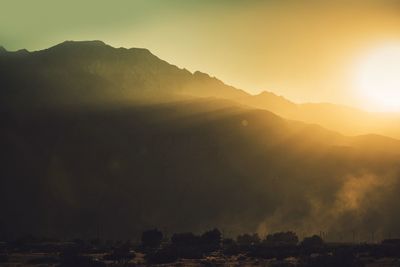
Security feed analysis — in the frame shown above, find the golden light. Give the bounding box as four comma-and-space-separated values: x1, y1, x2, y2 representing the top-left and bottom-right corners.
355, 44, 400, 112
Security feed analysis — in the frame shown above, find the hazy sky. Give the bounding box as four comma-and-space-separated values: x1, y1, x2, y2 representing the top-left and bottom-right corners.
2, 0, 400, 109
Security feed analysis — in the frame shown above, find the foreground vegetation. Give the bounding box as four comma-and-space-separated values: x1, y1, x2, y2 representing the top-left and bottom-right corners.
1, 229, 400, 266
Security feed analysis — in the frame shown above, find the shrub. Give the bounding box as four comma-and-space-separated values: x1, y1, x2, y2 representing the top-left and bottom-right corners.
141, 229, 163, 248
200, 228, 222, 252
264, 231, 298, 246
146, 246, 179, 264
222, 238, 240, 255
237, 233, 261, 247
103, 245, 135, 263
171, 232, 200, 247
177, 245, 203, 259
300, 235, 324, 250
59, 246, 105, 267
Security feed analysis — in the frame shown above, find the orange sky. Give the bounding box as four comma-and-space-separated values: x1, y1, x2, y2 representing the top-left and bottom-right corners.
2, 0, 400, 111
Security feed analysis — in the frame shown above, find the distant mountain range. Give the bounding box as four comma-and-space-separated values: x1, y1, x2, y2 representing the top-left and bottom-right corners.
1, 40, 399, 138
1, 41, 400, 240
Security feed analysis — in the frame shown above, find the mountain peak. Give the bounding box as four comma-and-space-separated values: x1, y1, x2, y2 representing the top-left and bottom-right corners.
15, 49, 29, 55
194, 71, 211, 78
256, 91, 291, 101
48, 40, 109, 51
46, 41, 157, 58
61, 40, 107, 46
257, 91, 279, 97
0, 46, 6, 53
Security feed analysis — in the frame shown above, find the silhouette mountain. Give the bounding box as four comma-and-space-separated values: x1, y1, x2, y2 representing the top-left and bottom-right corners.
1, 41, 400, 240
2, 98, 400, 240
244, 95, 400, 140
0, 40, 279, 108
1, 40, 399, 138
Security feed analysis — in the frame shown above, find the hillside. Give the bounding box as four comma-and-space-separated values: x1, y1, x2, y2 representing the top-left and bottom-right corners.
2, 41, 399, 138
1, 41, 400, 241
243, 93, 400, 140
1, 98, 400, 240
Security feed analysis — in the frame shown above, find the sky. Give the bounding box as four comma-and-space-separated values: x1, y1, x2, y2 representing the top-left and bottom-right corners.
2, 0, 400, 110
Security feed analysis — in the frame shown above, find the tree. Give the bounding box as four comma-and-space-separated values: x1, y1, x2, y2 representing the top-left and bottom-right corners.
237, 233, 261, 246
103, 242, 135, 264
141, 229, 163, 248
145, 245, 178, 264
300, 235, 324, 249
171, 232, 204, 259
171, 232, 200, 247
200, 228, 222, 252
264, 231, 298, 246
222, 238, 240, 255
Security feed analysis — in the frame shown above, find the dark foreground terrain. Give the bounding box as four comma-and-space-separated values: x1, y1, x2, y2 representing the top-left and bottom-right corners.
1, 229, 400, 267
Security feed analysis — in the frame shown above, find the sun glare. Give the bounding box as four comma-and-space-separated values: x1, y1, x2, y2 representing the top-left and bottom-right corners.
355, 44, 400, 112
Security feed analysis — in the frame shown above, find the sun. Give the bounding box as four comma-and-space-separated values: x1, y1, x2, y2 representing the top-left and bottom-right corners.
355, 44, 400, 112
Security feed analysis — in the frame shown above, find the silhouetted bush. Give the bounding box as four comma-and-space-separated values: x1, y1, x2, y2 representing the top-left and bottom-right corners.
141, 229, 163, 248
170, 232, 204, 258
300, 235, 324, 251
171, 232, 200, 247
176, 245, 204, 259
103, 243, 135, 263
222, 238, 240, 255
236, 233, 261, 250
146, 245, 179, 264
59, 246, 105, 267
265, 231, 298, 246
248, 244, 299, 260
237, 233, 261, 247
200, 228, 222, 252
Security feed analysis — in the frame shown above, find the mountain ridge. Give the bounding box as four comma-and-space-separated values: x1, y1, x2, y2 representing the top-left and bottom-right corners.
1, 40, 400, 239
1, 40, 400, 139
2, 97, 400, 239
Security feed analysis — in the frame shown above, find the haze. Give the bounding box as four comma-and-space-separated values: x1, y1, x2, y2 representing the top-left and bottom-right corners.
3, 3, 400, 262
3, 0, 400, 111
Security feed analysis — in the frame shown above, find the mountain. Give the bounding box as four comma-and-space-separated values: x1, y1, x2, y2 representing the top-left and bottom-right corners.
1, 40, 399, 138
242, 93, 400, 140
1, 41, 400, 240
0, 40, 247, 108
1, 98, 400, 240
0, 41, 192, 108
